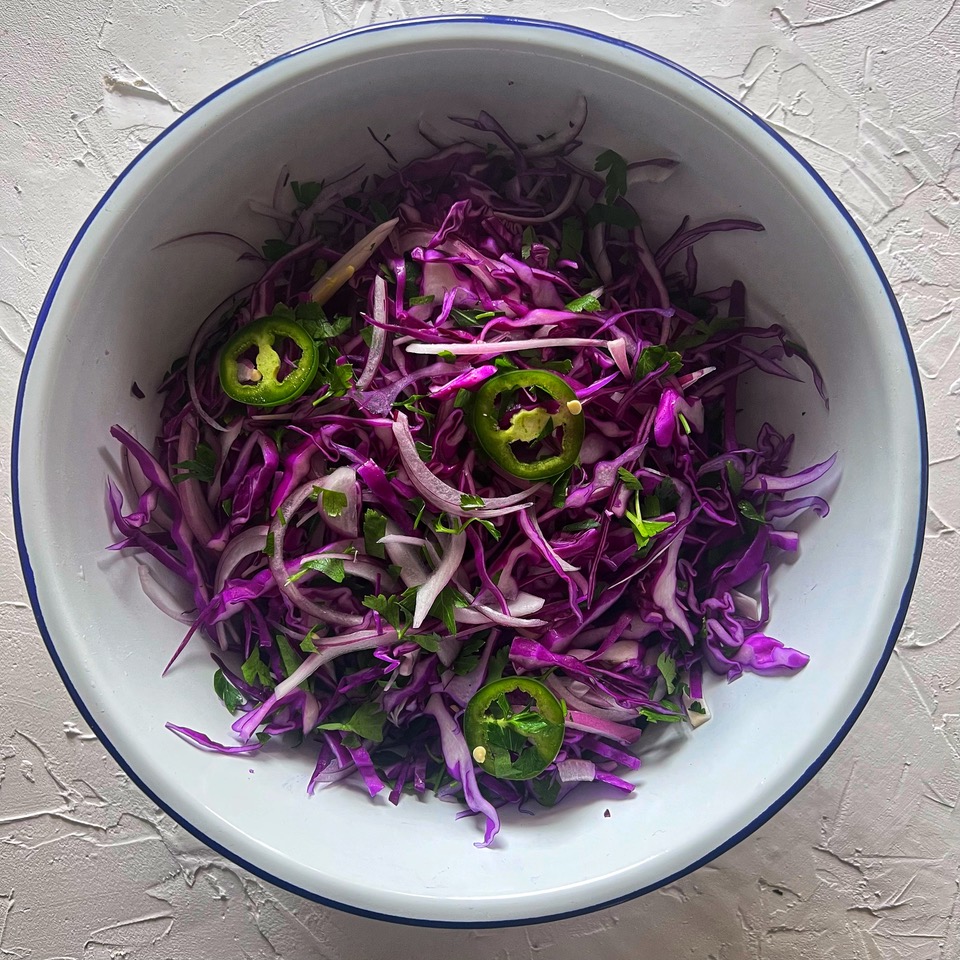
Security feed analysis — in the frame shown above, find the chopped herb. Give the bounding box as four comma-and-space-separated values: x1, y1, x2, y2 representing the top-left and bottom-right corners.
437, 350, 457, 363
262, 238, 294, 261
291, 180, 324, 208
221, 498, 233, 517
726, 461, 745, 495
559, 216, 584, 262
636, 345, 683, 380
454, 388, 472, 410
241, 648, 274, 688
460, 493, 485, 510
521, 225, 538, 261
586, 203, 640, 230
452, 635, 487, 675
656, 652, 678, 695
594, 149, 628, 204
300, 625, 321, 654
638, 705, 684, 724
738, 500, 768, 524
317, 701, 387, 742
408, 295, 435, 306
276, 507, 286, 526
319, 488, 348, 518
363, 593, 405, 634
617, 467, 642, 491
264, 532, 275, 557
213, 669, 244, 713
288, 556, 346, 585
624, 491, 672, 551
688, 701, 707, 715
678, 412, 692, 435
565, 292, 603, 313
275, 633, 304, 682
551, 468, 572, 509
363, 509, 387, 560
172, 441, 216, 484
415, 440, 433, 461
411, 632, 441, 653
561, 518, 601, 532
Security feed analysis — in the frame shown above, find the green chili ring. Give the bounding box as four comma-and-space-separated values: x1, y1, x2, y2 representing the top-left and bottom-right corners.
471, 370, 584, 480
218, 316, 319, 408
464, 676, 566, 781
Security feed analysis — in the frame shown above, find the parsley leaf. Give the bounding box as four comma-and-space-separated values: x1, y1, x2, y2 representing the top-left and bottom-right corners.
262, 238, 294, 261
363, 593, 405, 634
317, 701, 387, 742
275, 634, 303, 682
241, 648, 274, 689
565, 292, 603, 313
300, 625, 321, 654
213, 669, 244, 713
288, 556, 345, 585
291, 180, 323, 208
594, 148, 628, 204
319, 488, 348, 518
636, 345, 683, 381
586, 203, 640, 230
738, 500, 768, 524
617, 467, 642, 491
172, 442, 216, 484
656, 652, 678, 695
363, 509, 387, 560
726, 462, 744, 495
624, 492, 672, 551
559, 216, 584, 262
410, 632, 441, 653
460, 493, 485, 510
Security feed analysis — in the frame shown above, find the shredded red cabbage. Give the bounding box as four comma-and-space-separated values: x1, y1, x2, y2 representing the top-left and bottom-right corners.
108, 103, 832, 846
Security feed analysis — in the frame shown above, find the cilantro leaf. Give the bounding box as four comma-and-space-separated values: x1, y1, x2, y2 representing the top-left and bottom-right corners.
363, 509, 387, 560
559, 216, 584, 262
586, 203, 640, 230
319, 488, 348, 518
291, 180, 323, 208
262, 238, 294, 261
726, 462, 744, 496
275, 634, 303, 682
241, 648, 274, 689
289, 556, 345, 585
317, 701, 387, 742
565, 293, 603, 313
410, 632, 441, 653
408, 295, 435, 306
636, 345, 683, 381
363, 593, 405, 634
617, 467, 642, 490
460, 493, 485, 510
594, 148, 628, 204
213, 669, 244, 713
656, 652, 678, 695
738, 500, 768, 524
172, 442, 216, 484
624, 492, 673, 551
300, 626, 321, 654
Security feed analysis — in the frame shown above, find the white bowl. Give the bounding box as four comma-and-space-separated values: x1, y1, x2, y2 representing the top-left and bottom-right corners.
13, 16, 926, 926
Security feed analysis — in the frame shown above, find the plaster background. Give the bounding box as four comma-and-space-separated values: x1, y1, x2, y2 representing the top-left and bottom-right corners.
1, 1, 958, 957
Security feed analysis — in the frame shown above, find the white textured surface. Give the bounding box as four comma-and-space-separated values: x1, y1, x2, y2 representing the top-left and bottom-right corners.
1, 0, 956, 955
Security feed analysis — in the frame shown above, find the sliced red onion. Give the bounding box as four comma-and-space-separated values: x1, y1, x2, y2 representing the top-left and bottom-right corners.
392, 413, 541, 519
382, 521, 430, 587
413, 532, 467, 629
497, 175, 583, 224
137, 564, 194, 624
455, 591, 547, 630
356, 276, 388, 390
309, 218, 399, 306
524, 96, 587, 157
176, 416, 219, 547
557, 759, 597, 783
608, 338, 631, 379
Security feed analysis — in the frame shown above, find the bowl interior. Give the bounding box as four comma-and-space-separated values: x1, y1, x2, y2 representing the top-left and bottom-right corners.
16, 19, 923, 925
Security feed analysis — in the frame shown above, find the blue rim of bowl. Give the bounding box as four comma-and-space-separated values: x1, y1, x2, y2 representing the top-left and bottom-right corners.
12, 14, 927, 929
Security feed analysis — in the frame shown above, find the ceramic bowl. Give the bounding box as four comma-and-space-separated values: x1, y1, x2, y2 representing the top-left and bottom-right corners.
13, 16, 926, 926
